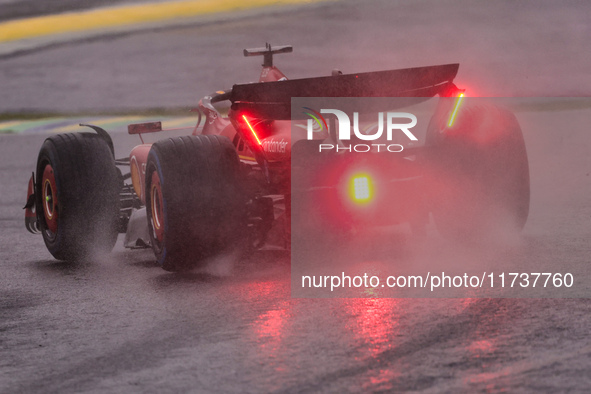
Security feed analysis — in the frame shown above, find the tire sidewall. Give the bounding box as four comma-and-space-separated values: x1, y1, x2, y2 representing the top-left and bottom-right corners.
37, 142, 68, 256
35, 134, 120, 261
146, 149, 170, 268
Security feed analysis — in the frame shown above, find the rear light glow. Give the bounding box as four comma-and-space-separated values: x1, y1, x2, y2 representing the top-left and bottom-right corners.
447, 92, 465, 127
350, 174, 373, 203
242, 114, 262, 145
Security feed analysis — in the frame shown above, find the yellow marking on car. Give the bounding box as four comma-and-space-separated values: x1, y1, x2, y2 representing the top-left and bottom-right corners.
447, 93, 465, 127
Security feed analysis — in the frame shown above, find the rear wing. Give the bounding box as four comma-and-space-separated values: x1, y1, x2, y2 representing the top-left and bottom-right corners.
230, 63, 460, 119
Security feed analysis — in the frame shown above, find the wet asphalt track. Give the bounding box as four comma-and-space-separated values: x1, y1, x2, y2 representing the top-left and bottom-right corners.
1, 0, 591, 392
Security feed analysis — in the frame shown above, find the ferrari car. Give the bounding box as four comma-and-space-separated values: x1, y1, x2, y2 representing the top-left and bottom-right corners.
24, 44, 530, 271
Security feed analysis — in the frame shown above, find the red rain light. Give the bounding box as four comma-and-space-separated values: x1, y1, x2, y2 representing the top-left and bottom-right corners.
242, 114, 262, 145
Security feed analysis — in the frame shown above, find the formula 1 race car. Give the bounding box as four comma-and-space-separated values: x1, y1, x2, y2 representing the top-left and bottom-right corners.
24, 44, 529, 271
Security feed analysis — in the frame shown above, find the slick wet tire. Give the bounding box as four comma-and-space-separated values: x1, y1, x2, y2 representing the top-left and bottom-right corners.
427, 102, 530, 240
145, 135, 246, 272
36, 133, 120, 261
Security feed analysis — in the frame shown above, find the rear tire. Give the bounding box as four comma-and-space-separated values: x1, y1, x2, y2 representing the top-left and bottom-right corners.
427, 101, 530, 240
145, 135, 246, 272
36, 133, 120, 260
